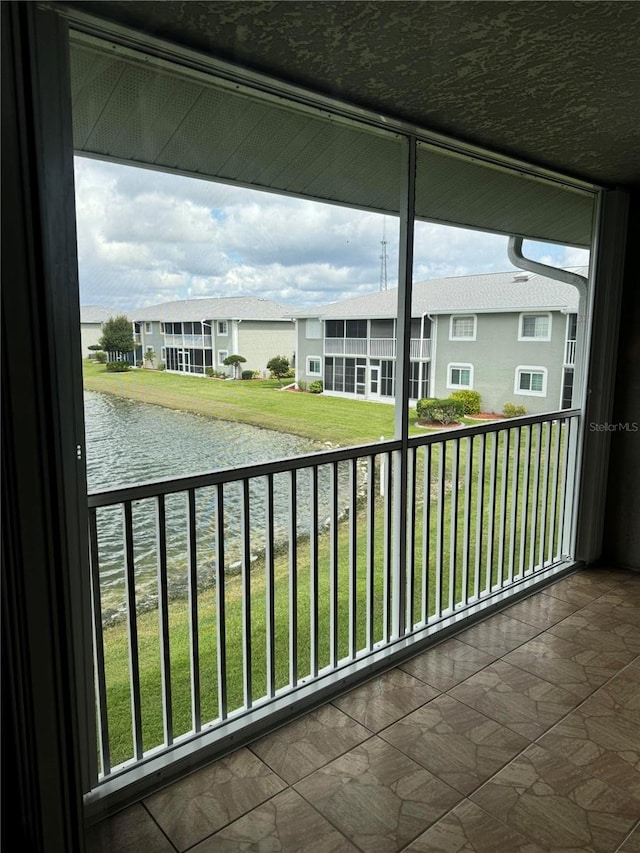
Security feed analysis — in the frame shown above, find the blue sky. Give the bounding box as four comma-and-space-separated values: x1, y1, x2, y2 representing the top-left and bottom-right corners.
74, 157, 589, 312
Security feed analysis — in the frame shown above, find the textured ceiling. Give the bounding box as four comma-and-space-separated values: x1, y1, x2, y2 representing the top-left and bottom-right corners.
62, 1, 640, 188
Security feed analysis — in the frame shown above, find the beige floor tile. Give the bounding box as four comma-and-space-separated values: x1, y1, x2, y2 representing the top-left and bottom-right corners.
380, 694, 529, 795
85, 804, 174, 853
471, 743, 639, 852
584, 589, 640, 622
455, 613, 540, 658
144, 748, 286, 851
400, 637, 496, 691
332, 667, 439, 732
542, 572, 627, 608
249, 704, 370, 784
618, 825, 640, 852
449, 659, 583, 740
503, 632, 633, 698
503, 592, 579, 630
294, 737, 462, 853
403, 798, 545, 852
191, 788, 358, 852
587, 663, 640, 721
547, 609, 640, 656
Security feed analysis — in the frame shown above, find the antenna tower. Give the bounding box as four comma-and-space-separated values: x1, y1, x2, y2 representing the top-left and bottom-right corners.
379, 218, 388, 291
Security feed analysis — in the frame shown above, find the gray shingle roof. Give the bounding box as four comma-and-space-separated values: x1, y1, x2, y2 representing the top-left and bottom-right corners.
80, 305, 113, 324
129, 296, 299, 322
296, 267, 585, 319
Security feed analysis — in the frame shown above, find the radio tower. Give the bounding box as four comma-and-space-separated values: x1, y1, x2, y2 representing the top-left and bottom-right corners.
379, 218, 388, 291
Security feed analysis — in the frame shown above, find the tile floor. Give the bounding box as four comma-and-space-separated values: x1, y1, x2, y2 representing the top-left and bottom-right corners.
86, 567, 640, 852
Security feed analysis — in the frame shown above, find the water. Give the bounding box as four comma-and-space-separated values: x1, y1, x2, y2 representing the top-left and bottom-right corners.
85, 392, 349, 620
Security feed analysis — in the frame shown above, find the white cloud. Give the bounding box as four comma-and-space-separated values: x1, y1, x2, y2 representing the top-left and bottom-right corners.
74, 156, 590, 311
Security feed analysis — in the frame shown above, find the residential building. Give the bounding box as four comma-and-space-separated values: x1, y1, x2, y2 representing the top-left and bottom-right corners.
297, 269, 582, 414
129, 297, 297, 376
79, 305, 111, 356
4, 3, 639, 852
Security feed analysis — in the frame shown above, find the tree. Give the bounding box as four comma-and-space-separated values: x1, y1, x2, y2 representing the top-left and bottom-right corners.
266, 355, 290, 385
99, 315, 136, 357
222, 353, 247, 379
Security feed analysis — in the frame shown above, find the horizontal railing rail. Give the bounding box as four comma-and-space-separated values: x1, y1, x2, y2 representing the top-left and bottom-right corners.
87, 409, 580, 789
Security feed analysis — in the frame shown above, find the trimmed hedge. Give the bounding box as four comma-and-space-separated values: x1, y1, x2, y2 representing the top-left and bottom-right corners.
106, 361, 132, 372
416, 397, 465, 424
309, 380, 323, 394
503, 402, 527, 418
450, 389, 481, 415
241, 370, 254, 380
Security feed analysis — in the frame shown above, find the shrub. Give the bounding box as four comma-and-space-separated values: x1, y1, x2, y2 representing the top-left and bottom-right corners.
241, 370, 254, 380
135, 360, 143, 368
503, 402, 527, 418
106, 361, 132, 372
205, 367, 215, 377
94, 351, 107, 363
416, 397, 465, 424
297, 380, 308, 391
157, 362, 166, 371
309, 380, 323, 394
450, 389, 481, 415
266, 355, 290, 383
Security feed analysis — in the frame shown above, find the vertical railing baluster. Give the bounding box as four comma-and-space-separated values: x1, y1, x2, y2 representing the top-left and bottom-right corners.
89, 508, 110, 777
265, 475, 276, 698
449, 438, 459, 611
518, 426, 532, 578
187, 489, 201, 732
215, 484, 227, 720
348, 458, 357, 658
486, 433, 498, 592
435, 442, 445, 619
310, 466, 319, 677
474, 435, 485, 601
366, 455, 375, 651
548, 418, 562, 565
406, 447, 417, 632
241, 479, 252, 708
538, 421, 552, 572
383, 451, 393, 643
462, 437, 473, 606
156, 495, 173, 746
497, 429, 510, 588
289, 470, 298, 686
529, 423, 542, 573
329, 462, 339, 667
508, 427, 521, 586
421, 445, 432, 622
124, 501, 143, 758
558, 417, 573, 557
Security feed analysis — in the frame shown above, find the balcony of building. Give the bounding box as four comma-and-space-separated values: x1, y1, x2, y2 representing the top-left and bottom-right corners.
323, 338, 432, 360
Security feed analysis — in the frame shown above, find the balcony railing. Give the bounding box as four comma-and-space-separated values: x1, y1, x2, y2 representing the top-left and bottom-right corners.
323, 338, 430, 359
86, 410, 580, 797
565, 339, 576, 365
164, 334, 213, 348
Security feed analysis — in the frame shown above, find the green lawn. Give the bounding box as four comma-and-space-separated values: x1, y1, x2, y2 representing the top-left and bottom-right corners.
83, 360, 430, 445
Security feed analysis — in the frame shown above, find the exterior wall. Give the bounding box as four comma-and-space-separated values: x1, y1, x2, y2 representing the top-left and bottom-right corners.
80, 321, 102, 356
212, 318, 232, 371
237, 320, 296, 376
433, 311, 567, 415
141, 321, 164, 367
296, 319, 324, 384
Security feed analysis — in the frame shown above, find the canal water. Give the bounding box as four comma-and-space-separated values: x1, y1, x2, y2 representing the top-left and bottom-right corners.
85, 392, 344, 619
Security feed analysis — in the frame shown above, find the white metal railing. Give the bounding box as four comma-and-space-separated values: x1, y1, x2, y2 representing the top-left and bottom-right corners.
86, 410, 579, 792
565, 339, 576, 365
323, 338, 431, 359
164, 334, 213, 348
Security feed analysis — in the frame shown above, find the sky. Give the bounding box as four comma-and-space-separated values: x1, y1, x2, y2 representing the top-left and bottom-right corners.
74, 156, 590, 312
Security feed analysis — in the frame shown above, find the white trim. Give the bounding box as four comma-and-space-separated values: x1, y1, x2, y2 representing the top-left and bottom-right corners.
144, 321, 152, 334
217, 320, 228, 336
447, 362, 473, 389
306, 355, 321, 376
514, 365, 548, 396
449, 314, 477, 341
218, 349, 229, 366
518, 312, 552, 341
161, 346, 166, 361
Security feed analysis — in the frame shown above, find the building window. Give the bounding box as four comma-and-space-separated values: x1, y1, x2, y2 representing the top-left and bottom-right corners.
450, 315, 476, 340
217, 321, 228, 336
515, 366, 547, 396
409, 362, 429, 400
161, 347, 166, 361
519, 313, 551, 341
307, 356, 321, 376
448, 363, 473, 389
160, 322, 165, 334
305, 319, 321, 339
144, 321, 152, 333
561, 367, 574, 409
218, 349, 229, 366
380, 360, 395, 397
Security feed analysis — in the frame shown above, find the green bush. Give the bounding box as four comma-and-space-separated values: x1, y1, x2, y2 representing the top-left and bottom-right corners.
309, 380, 323, 394
416, 397, 465, 424
297, 380, 308, 391
503, 402, 527, 418
136, 360, 143, 368
106, 361, 132, 373
241, 370, 254, 380
450, 389, 481, 415
157, 362, 166, 371
205, 367, 215, 377
94, 351, 107, 363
